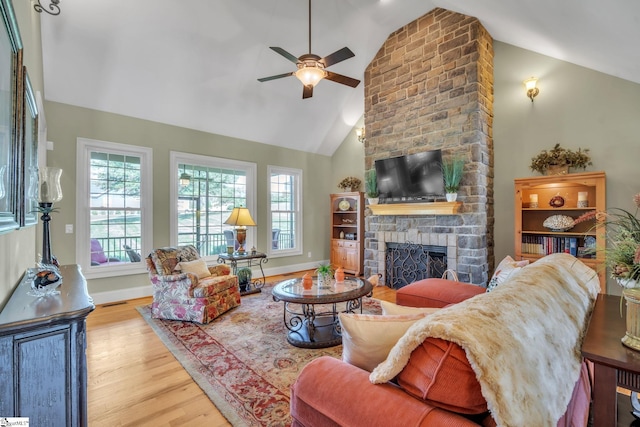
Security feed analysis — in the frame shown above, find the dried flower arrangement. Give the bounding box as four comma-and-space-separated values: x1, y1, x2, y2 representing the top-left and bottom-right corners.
338, 176, 362, 192
530, 143, 592, 174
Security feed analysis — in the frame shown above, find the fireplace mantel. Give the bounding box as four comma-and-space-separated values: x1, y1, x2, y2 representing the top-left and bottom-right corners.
368, 202, 462, 216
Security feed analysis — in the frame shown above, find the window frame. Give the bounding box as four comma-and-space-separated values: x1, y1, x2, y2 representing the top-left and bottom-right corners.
76, 138, 153, 279
267, 165, 303, 258
169, 151, 257, 260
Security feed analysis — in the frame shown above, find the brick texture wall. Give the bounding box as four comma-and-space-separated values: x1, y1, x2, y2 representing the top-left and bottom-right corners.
364, 8, 494, 285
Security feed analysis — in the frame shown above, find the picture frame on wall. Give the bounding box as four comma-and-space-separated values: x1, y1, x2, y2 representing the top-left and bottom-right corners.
0, 0, 23, 234
22, 67, 38, 227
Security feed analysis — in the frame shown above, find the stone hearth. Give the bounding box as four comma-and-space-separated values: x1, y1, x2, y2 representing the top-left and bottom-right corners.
363, 8, 494, 285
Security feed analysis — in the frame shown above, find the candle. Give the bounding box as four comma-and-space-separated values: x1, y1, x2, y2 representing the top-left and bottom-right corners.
577, 191, 588, 208
530, 194, 538, 203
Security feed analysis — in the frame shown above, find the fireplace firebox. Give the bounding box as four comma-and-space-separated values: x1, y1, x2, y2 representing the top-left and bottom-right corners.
385, 242, 447, 289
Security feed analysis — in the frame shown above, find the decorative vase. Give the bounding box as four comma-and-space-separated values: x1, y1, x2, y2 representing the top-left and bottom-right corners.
446, 193, 457, 202
367, 198, 379, 205
318, 273, 332, 289
334, 267, 345, 282
301, 273, 313, 290
545, 164, 570, 176
622, 288, 640, 351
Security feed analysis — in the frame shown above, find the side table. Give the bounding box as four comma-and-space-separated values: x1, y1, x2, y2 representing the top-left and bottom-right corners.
217, 251, 268, 295
582, 293, 640, 426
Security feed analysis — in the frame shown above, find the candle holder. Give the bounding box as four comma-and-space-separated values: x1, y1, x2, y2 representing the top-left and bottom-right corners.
36, 167, 63, 267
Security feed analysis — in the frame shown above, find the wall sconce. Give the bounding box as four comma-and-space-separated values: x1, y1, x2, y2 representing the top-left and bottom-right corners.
179, 172, 191, 187
356, 127, 366, 144
34, 0, 61, 15
523, 77, 539, 102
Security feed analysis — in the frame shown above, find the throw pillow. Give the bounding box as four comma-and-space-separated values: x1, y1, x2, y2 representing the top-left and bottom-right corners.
379, 300, 440, 316
175, 259, 211, 280
486, 256, 529, 292
397, 337, 487, 414
339, 312, 427, 372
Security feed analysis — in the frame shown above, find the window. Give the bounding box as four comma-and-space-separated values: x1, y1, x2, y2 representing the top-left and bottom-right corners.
268, 166, 302, 257
170, 152, 257, 258
76, 138, 153, 279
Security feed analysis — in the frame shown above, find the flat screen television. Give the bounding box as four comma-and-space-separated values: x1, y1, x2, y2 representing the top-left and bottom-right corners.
374, 150, 445, 203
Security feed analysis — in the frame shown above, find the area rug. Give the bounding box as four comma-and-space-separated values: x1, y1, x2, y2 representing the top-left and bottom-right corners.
137, 283, 380, 427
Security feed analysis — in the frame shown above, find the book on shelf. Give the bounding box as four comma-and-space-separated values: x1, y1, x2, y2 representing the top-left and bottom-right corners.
522, 235, 584, 258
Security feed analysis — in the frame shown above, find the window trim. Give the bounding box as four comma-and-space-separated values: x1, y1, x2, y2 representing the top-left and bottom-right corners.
267, 165, 303, 258
169, 151, 257, 260
76, 138, 153, 279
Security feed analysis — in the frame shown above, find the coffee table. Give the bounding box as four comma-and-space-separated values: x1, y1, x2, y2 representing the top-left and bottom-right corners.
272, 276, 373, 348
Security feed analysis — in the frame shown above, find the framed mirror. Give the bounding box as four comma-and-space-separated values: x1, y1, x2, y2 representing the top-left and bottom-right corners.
0, 0, 22, 233
22, 67, 38, 226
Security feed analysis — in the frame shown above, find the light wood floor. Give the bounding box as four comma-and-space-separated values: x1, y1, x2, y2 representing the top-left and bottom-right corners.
86, 271, 396, 426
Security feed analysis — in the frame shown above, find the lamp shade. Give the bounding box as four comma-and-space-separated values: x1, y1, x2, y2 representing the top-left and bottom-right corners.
224, 207, 256, 227
38, 167, 63, 203
295, 65, 326, 87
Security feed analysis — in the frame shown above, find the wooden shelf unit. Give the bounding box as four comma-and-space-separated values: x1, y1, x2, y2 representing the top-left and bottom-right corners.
330, 192, 364, 276
514, 171, 606, 289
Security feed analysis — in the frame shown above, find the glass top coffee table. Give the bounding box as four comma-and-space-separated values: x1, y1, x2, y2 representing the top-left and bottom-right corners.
271, 276, 373, 348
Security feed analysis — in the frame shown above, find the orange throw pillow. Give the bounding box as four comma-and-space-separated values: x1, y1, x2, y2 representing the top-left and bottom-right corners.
397, 337, 487, 414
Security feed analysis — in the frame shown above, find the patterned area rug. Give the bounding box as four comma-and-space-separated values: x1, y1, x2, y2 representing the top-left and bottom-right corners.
137, 283, 380, 427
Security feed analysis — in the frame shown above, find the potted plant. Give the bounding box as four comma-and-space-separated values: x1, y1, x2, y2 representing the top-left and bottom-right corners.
582, 193, 640, 349
364, 169, 379, 204
237, 267, 252, 289
315, 263, 334, 288
441, 156, 465, 202
530, 143, 592, 175
338, 176, 362, 192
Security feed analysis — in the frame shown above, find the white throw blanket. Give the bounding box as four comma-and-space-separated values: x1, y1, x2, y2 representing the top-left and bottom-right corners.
370, 253, 600, 427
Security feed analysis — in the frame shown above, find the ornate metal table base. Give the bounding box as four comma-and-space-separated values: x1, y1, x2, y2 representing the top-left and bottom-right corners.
282, 299, 364, 348
217, 252, 268, 296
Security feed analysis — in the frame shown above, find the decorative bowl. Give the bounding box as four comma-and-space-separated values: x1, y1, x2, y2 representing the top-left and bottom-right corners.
543, 215, 575, 232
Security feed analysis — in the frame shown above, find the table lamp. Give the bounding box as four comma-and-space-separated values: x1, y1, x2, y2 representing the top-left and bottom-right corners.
224, 207, 256, 254
37, 167, 63, 266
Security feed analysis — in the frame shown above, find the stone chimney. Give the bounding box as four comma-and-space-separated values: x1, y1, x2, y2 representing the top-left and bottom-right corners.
363, 8, 494, 285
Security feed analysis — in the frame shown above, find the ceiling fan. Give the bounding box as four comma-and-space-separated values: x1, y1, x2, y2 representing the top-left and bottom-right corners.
257, 0, 361, 99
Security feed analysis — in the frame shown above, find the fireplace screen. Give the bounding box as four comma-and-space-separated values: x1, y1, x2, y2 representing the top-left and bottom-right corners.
385, 242, 447, 289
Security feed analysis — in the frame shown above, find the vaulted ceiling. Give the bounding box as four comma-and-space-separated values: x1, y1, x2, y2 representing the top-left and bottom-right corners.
40, 0, 640, 155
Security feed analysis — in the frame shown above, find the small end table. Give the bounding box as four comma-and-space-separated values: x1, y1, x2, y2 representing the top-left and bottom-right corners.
217, 251, 268, 296
581, 293, 640, 426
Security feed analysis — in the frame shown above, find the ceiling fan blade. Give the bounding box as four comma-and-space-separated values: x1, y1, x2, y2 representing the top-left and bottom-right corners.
321, 47, 355, 67
302, 84, 313, 99
325, 71, 361, 88
269, 47, 300, 64
257, 72, 294, 82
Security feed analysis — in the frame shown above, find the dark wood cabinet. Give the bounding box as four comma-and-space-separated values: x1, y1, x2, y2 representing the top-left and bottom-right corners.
0, 265, 94, 426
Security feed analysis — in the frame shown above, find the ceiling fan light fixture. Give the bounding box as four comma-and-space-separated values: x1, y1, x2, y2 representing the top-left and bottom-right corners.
294, 65, 327, 87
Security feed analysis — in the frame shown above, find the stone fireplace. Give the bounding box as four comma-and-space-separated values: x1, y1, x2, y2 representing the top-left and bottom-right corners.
363, 8, 494, 285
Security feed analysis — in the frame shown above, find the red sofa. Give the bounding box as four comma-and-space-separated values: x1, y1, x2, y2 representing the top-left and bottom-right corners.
290, 259, 594, 427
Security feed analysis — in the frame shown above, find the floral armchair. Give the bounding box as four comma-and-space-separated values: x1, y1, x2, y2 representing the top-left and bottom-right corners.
146, 245, 241, 324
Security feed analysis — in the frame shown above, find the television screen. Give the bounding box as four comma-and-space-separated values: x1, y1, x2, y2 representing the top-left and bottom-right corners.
375, 150, 445, 203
